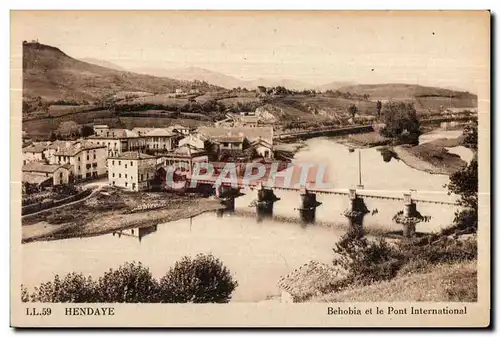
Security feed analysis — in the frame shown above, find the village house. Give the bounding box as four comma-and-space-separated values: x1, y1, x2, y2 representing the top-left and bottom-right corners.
93, 124, 110, 137
143, 128, 178, 152
87, 129, 146, 157
107, 152, 157, 191
197, 126, 274, 159
276, 260, 347, 303
178, 133, 209, 150
169, 124, 190, 136
235, 115, 260, 128
249, 137, 273, 159
50, 141, 107, 180
22, 143, 47, 165
22, 162, 72, 188
158, 145, 208, 173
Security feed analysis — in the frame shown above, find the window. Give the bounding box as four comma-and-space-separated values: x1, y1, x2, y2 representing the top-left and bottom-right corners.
86, 172, 91, 178
132, 183, 136, 190
125, 164, 127, 169
112, 173, 115, 177
97, 142, 100, 145
78, 166, 80, 171
125, 174, 127, 178
93, 154, 96, 159
125, 182, 128, 187
78, 157, 80, 161
60, 172, 63, 179
112, 160, 115, 165
87, 155, 89, 160
141, 174, 144, 181
92, 163, 97, 168
119, 173, 121, 178
118, 161, 121, 166
113, 181, 115, 186
130, 161, 133, 167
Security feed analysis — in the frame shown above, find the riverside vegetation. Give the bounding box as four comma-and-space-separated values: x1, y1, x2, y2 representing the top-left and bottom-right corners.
21, 253, 238, 303
21, 123, 479, 303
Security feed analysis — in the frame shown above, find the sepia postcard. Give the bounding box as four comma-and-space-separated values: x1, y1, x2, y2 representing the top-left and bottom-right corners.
10, 10, 490, 328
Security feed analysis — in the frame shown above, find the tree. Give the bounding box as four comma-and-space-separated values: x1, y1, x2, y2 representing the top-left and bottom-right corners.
347, 104, 358, 120
80, 125, 95, 138
462, 121, 478, 151
446, 158, 478, 233
57, 121, 81, 139
97, 262, 159, 303
158, 253, 238, 303
332, 228, 403, 286
376, 100, 382, 118
22, 273, 99, 303
380, 101, 421, 145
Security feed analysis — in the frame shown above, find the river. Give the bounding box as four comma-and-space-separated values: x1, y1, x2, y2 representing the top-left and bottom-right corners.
21, 130, 472, 302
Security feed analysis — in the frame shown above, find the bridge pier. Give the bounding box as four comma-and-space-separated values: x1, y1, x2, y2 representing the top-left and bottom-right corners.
298, 188, 322, 224
214, 185, 239, 213
344, 189, 369, 235
401, 193, 418, 238
253, 184, 280, 222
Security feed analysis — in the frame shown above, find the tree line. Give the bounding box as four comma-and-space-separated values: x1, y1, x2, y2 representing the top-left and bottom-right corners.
22, 253, 238, 303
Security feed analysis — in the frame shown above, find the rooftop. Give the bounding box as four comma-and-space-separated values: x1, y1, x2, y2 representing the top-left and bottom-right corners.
197, 126, 273, 144
54, 141, 106, 156
277, 261, 347, 301
89, 128, 139, 139
22, 173, 53, 185
22, 143, 47, 153
165, 145, 205, 157
22, 162, 71, 173
144, 128, 176, 137
108, 151, 155, 160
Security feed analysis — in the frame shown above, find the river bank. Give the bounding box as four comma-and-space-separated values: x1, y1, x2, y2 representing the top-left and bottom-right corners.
393, 139, 468, 176
22, 187, 225, 243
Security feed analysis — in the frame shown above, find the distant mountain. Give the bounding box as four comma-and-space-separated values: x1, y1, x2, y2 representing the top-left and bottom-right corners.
80, 57, 125, 71
337, 83, 476, 100
132, 66, 246, 90
337, 83, 478, 110
132, 66, 320, 91
244, 78, 314, 91
22, 42, 221, 102
315, 81, 357, 92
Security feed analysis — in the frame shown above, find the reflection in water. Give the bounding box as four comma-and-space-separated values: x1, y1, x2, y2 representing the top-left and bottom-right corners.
22, 130, 466, 302
299, 209, 316, 225
112, 224, 158, 242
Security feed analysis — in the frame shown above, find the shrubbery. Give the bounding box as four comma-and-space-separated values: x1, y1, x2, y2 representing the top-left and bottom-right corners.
332, 227, 477, 290
22, 254, 238, 303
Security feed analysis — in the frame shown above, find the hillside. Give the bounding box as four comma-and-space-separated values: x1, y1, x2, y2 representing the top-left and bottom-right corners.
80, 57, 126, 71
338, 83, 475, 99
313, 261, 477, 302
132, 66, 317, 90
132, 66, 246, 90
22, 42, 221, 102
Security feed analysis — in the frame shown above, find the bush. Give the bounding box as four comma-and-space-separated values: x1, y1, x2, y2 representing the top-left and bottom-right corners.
332, 227, 477, 289
158, 253, 238, 303
97, 262, 159, 303
23, 273, 99, 303
332, 229, 403, 286
22, 257, 238, 303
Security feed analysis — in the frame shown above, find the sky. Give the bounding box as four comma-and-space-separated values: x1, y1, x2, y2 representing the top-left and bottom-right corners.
12, 10, 490, 92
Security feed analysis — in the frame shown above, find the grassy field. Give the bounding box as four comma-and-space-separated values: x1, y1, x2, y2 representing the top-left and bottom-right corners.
128, 94, 190, 106
313, 261, 477, 302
